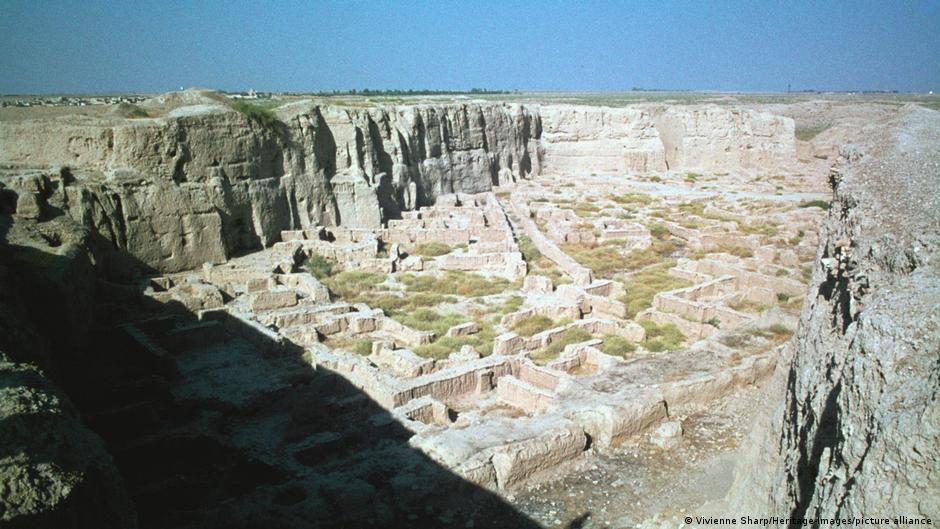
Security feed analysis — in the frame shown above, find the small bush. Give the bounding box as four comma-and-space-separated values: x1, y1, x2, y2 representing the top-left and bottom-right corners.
647, 222, 670, 240
600, 335, 636, 357
231, 100, 278, 127
127, 107, 149, 118
306, 253, 336, 279
511, 315, 555, 337
412, 242, 453, 257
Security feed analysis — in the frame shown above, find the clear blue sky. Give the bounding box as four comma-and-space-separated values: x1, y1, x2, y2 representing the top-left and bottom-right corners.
2, 0, 938, 94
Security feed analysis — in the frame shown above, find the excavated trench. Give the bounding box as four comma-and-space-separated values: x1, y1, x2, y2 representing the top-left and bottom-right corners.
3, 96, 935, 528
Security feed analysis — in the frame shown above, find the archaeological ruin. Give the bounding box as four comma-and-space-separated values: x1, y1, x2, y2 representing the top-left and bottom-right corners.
1, 87, 937, 529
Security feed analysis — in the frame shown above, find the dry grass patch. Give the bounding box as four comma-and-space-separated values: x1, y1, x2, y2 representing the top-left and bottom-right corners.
609, 193, 654, 206
399, 271, 514, 297
510, 315, 556, 337
530, 327, 593, 364
728, 298, 772, 313
619, 261, 691, 318
747, 324, 793, 344
411, 242, 454, 257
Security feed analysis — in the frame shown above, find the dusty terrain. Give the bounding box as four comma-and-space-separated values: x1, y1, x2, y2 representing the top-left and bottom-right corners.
1, 91, 936, 528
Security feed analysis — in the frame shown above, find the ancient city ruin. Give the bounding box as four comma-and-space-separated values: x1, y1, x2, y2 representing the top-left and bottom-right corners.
1, 83, 938, 528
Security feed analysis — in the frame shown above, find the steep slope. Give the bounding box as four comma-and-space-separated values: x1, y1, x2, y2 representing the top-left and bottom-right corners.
725, 105, 940, 520
0, 99, 539, 273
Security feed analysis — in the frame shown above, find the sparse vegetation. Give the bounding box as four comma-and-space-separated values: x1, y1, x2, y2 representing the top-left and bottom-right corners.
647, 222, 670, 239
609, 193, 654, 206
639, 320, 686, 352
600, 335, 636, 357
395, 309, 467, 339
350, 339, 373, 355
799, 200, 829, 209
231, 100, 278, 127
571, 202, 601, 217
737, 222, 778, 236
412, 242, 453, 257
714, 243, 754, 258
305, 253, 336, 279
747, 324, 794, 344
511, 314, 556, 337
801, 265, 814, 283
729, 298, 771, 313
531, 327, 594, 363
399, 271, 514, 297
412, 317, 497, 359
321, 270, 386, 298
619, 261, 691, 318
795, 123, 830, 141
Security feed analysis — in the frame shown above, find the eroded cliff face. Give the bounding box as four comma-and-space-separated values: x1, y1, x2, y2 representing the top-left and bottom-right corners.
0, 94, 797, 276
538, 104, 795, 175
0, 99, 539, 273
725, 106, 939, 520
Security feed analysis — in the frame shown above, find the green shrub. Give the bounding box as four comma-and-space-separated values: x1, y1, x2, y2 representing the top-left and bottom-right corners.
600, 335, 636, 357
647, 222, 670, 240
619, 262, 691, 318
306, 253, 336, 279
609, 193, 653, 206
511, 315, 556, 337
639, 320, 685, 351
125, 106, 150, 118
231, 100, 278, 127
